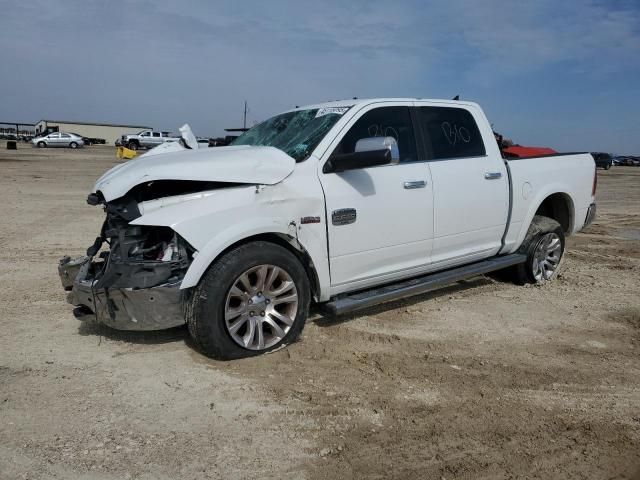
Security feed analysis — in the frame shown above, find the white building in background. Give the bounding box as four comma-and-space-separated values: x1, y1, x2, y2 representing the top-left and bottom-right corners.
35, 119, 151, 145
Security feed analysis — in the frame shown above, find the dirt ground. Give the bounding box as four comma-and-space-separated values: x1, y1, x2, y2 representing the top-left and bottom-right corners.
0, 143, 639, 480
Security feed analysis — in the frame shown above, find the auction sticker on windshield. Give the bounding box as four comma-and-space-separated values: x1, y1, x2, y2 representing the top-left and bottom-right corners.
315, 106, 350, 118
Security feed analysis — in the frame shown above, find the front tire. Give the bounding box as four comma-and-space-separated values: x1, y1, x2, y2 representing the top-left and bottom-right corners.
513, 215, 565, 284
186, 241, 310, 360
128, 141, 139, 151
69, 142, 78, 149
37, 141, 46, 148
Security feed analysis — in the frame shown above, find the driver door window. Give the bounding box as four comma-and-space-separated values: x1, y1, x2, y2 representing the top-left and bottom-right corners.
331, 107, 417, 162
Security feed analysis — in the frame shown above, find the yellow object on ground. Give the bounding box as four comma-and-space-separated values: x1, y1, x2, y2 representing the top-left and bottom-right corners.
116, 146, 138, 160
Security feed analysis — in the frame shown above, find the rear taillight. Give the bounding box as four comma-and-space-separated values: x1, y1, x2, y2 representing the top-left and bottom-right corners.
592, 167, 597, 196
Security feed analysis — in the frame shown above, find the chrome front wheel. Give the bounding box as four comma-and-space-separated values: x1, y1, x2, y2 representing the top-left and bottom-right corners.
531, 232, 562, 282
224, 264, 299, 351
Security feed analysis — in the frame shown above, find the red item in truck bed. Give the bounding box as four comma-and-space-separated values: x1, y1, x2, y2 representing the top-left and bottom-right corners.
502, 146, 557, 158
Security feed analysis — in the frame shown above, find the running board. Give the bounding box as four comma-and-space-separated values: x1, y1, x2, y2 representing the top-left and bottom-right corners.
322, 254, 526, 316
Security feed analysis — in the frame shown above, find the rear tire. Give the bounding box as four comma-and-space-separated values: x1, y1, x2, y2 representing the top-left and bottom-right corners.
511, 215, 565, 285
604, 163, 611, 170
186, 241, 310, 360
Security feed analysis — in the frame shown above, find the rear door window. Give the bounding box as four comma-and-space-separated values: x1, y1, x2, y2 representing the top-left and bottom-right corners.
417, 107, 486, 160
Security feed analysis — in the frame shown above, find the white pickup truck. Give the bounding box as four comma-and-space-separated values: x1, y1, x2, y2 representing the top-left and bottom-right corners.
58, 98, 597, 359
121, 130, 179, 150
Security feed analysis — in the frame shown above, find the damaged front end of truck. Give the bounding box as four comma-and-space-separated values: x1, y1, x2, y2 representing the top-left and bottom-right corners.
58, 187, 197, 331
57, 144, 298, 331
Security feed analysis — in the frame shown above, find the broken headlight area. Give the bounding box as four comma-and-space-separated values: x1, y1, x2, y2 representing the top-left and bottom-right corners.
93, 224, 193, 290
58, 195, 196, 331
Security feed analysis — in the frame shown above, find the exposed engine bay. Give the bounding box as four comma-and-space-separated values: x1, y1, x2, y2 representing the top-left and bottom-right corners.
85, 183, 205, 290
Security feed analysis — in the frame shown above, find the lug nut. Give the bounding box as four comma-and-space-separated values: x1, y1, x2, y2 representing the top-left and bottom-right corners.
249, 311, 254, 316
248, 299, 253, 304
265, 299, 270, 304
260, 311, 265, 316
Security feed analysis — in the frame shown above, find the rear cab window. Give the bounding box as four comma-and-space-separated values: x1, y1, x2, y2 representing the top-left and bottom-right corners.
417, 106, 486, 160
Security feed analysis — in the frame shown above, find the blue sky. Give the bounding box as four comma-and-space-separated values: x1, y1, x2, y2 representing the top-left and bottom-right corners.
1, 0, 639, 153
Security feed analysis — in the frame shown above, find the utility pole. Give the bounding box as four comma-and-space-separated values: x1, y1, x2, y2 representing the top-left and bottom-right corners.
243, 101, 247, 130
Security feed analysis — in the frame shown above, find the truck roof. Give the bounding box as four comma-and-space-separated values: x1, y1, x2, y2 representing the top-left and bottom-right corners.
290, 97, 480, 112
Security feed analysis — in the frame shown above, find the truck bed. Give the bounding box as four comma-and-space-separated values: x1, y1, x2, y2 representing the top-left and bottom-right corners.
502, 152, 595, 254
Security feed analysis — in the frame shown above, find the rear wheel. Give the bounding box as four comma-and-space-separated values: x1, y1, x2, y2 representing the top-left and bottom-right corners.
604, 163, 611, 170
512, 215, 565, 284
186, 241, 310, 359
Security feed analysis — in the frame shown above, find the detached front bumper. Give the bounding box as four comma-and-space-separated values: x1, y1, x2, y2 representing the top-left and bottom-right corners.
58, 256, 186, 331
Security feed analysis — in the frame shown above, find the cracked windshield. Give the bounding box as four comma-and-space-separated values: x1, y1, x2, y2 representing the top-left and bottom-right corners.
232, 107, 350, 161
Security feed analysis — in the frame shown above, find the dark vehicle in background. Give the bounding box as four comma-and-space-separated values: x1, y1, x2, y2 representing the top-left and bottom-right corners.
71, 133, 92, 146
70, 134, 107, 146
592, 152, 612, 170
614, 156, 640, 166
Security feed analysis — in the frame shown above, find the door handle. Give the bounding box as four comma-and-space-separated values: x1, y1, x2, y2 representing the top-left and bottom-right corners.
484, 172, 502, 180
404, 180, 427, 189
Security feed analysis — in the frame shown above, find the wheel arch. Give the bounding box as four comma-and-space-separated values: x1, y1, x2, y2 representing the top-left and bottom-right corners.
533, 192, 574, 234
181, 231, 323, 302
508, 188, 577, 254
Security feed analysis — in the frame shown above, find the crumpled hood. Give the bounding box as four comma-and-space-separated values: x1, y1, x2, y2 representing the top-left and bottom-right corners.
94, 145, 296, 201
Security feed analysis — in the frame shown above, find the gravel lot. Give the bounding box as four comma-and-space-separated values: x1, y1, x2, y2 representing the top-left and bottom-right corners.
1, 144, 639, 480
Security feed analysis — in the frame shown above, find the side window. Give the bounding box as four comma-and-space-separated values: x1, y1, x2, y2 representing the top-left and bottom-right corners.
61, 133, 70, 138
141, 131, 151, 137
331, 106, 417, 163
418, 107, 485, 160
152, 132, 161, 138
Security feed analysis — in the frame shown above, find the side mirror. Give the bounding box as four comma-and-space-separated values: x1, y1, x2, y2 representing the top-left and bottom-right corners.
324, 136, 400, 173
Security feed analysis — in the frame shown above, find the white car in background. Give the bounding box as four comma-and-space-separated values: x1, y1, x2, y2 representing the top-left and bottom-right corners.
32, 132, 85, 149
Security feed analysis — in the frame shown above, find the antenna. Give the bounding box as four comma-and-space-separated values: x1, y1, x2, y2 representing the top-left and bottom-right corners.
243, 101, 248, 130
